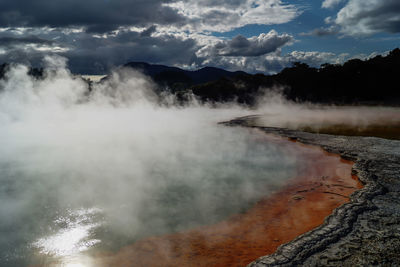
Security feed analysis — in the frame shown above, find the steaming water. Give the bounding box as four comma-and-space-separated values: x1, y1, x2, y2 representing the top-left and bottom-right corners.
2, 57, 398, 266
0, 59, 298, 266
255, 91, 400, 139
0, 126, 297, 266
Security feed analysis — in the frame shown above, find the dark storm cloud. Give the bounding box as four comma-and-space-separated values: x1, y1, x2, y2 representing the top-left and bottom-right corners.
0, 27, 199, 74
0, 0, 184, 33
0, 0, 305, 73
140, 26, 157, 38
300, 27, 338, 37
0, 33, 68, 66
205, 31, 293, 57
0, 45, 47, 66
62, 30, 199, 74
0, 35, 54, 46
0, 27, 296, 74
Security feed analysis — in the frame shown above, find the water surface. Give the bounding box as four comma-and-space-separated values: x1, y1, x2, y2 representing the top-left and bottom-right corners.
0, 126, 297, 266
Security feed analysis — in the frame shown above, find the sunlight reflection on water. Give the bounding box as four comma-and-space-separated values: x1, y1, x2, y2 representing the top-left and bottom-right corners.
45, 255, 95, 267
33, 208, 102, 258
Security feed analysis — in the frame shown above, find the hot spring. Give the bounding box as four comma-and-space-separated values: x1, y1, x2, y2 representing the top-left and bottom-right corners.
0, 57, 378, 266
0, 126, 300, 266
0, 59, 300, 266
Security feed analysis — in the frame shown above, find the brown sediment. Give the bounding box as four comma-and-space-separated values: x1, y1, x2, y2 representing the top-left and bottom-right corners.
93, 129, 363, 267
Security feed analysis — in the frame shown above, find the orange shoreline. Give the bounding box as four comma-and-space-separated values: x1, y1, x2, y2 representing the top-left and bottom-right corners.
91, 130, 363, 267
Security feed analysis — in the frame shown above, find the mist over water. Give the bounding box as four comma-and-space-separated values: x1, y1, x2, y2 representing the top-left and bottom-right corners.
250, 90, 400, 140
1, 56, 398, 266
0, 57, 297, 266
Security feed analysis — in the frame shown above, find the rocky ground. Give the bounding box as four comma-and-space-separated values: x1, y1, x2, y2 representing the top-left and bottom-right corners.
222, 116, 400, 267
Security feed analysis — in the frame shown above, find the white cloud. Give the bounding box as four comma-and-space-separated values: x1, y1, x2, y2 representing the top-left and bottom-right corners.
195, 50, 343, 74
197, 30, 293, 57
348, 50, 391, 61
287, 51, 336, 64
331, 0, 400, 35
0, 0, 301, 34
164, 0, 300, 32
322, 0, 345, 9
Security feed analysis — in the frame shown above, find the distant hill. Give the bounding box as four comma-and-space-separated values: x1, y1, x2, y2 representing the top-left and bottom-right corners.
124, 62, 246, 88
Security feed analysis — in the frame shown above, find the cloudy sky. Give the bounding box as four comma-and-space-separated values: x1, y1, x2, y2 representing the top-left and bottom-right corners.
0, 0, 399, 74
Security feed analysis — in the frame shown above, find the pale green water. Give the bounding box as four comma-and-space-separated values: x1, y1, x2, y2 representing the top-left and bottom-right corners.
0, 127, 296, 267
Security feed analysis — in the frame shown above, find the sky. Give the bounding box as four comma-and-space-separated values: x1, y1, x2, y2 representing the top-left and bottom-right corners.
0, 0, 399, 74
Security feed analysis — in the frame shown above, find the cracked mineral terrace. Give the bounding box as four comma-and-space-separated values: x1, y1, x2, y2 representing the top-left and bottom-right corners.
223, 116, 400, 267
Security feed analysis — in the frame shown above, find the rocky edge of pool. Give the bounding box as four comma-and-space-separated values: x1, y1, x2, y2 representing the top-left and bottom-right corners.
223, 116, 400, 267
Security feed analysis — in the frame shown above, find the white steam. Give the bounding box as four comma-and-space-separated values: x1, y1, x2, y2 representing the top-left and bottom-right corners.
1, 56, 398, 266
0, 56, 296, 265
254, 88, 400, 131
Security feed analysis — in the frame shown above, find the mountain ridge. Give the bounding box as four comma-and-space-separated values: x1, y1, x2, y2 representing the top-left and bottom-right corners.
124, 62, 247, 85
